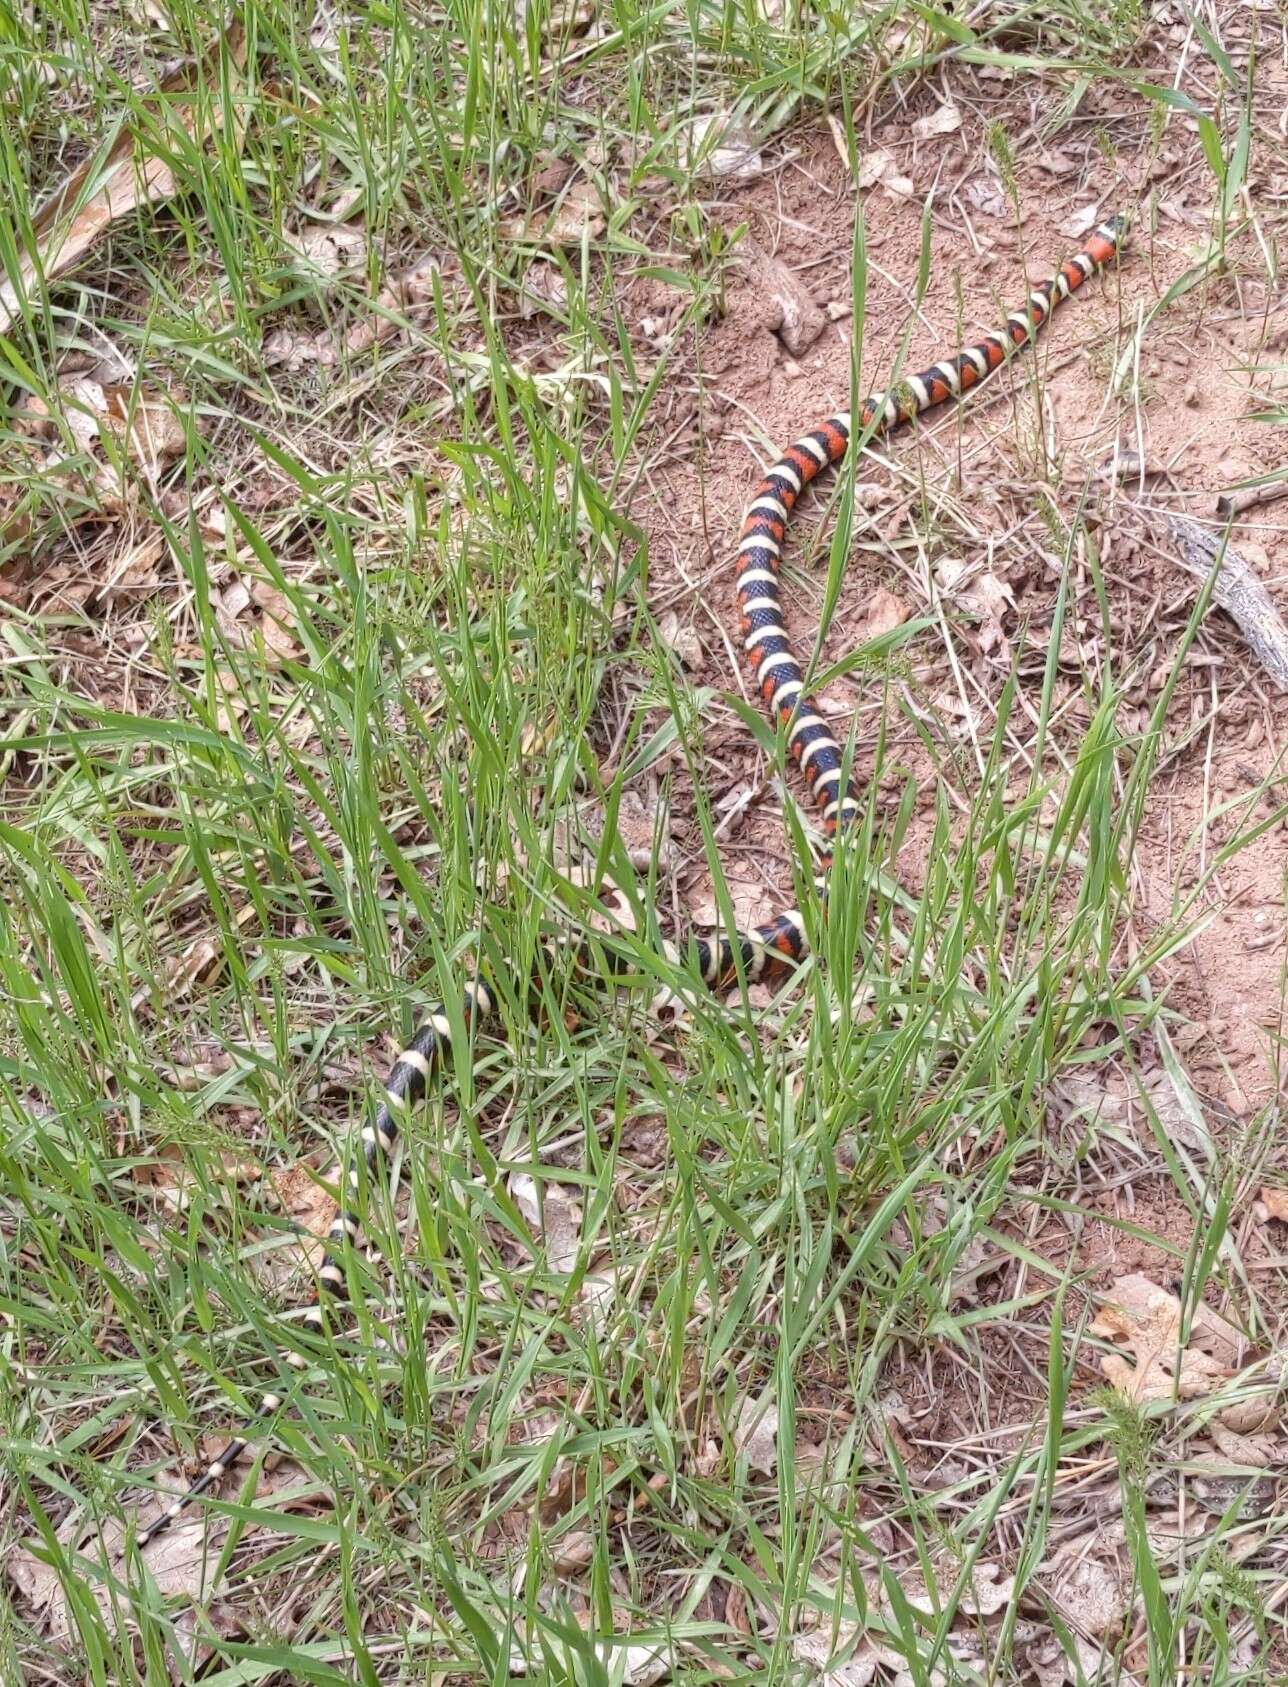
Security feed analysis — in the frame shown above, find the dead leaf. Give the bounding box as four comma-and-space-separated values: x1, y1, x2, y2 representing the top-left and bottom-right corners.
1040, 1547, 1129, 1638
221, 579, 252, 619
1209, 1420, 1277, 1466
509, 1633, 670, 1683
689, 875, 766, 933
217, 575, 302, 664
7, 1454, 307, 1647
734, 1393, 778, 1475
912, 103, 961, 141
344, 252, 438, 352
586, 872, 640, 941
792, 1615, 975, 1687
866, 587, 911, 639
36, 378, 121, 512
656, 608, 702, 669
856, 149, 913, 197
685, 111, 763, 181
510, 1170, 583, 1274
615, 1643, 672, 1686
0, 24, 246, 335
284, 220, 368, 279
135, 1144, 261, 1213
271, 1164, 337, 1236
520, 715, 557, 759
100, 384, 189, 478
164, 937, 224, 997
31, 374, 191, 521
792, 1629, 880, 1686
250, 578, 301, 661
826, 115, 855, 174
1061, 204, 1102, 239
544, 182, 606, 245
261, 1163, 339, 1281
8, 1517, 219, 1646
1090, 1275, 1241, 1405
506, 181, 605, 246
1259, 1186, 1288, 1221
577, 1266, 621, 1330
1097, 1330, 1222, 1403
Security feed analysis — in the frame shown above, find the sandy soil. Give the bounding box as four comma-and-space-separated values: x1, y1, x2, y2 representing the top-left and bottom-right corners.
621, 50, 1287, 1140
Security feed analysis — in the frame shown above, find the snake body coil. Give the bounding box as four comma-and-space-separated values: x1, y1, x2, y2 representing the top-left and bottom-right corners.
135, 216, 1127, 1546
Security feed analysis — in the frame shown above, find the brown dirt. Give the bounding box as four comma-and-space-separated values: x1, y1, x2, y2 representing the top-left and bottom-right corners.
621, 60, 1288, 1146
596, 28, 1288, 1502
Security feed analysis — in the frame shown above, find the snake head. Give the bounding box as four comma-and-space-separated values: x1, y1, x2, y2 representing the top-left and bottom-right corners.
1103, 211, 1132, 250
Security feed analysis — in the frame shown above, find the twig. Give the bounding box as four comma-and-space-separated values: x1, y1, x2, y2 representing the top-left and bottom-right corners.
1145, 509, 1288, 691
1215, 479, 1288, 520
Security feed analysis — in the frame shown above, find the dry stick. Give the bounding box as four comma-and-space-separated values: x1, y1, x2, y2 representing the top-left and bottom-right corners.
1146, 509, 1288, 692
1216, 479, 1288, 520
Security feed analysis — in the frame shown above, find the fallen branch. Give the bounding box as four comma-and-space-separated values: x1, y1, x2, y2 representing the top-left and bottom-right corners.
1152, 510, 1288, 691
1216, 477, 1288, 520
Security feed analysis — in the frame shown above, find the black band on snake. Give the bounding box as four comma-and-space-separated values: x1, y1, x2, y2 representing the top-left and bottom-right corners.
134, 214, 1128, 1546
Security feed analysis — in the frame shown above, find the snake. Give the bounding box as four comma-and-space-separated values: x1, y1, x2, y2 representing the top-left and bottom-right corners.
134, 215, 1127, 1546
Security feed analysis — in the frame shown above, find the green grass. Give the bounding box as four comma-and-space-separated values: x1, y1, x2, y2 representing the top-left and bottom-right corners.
2, 0, 1287, 1683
